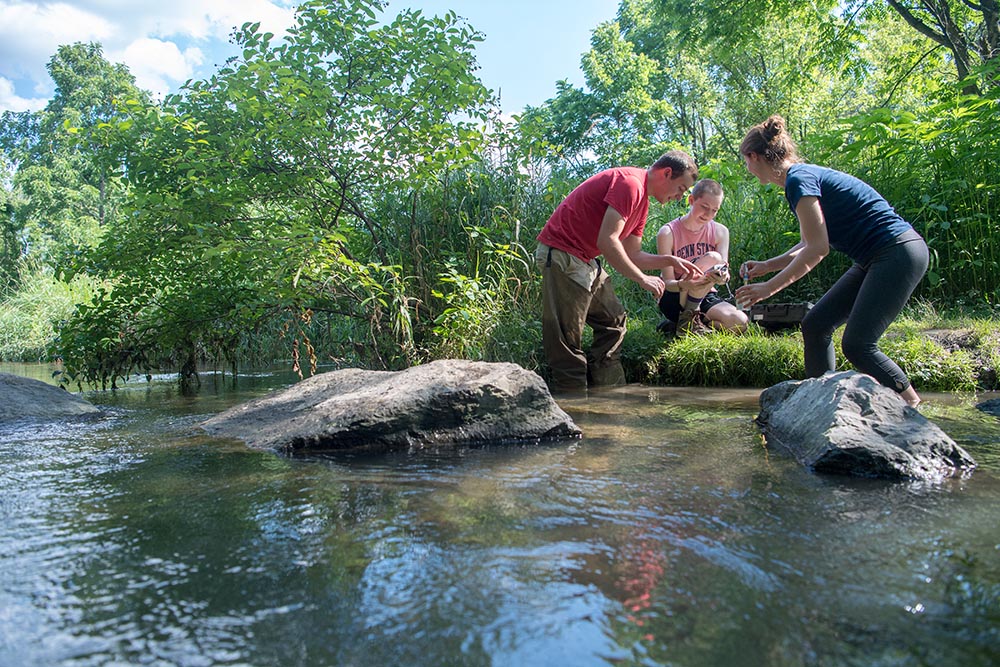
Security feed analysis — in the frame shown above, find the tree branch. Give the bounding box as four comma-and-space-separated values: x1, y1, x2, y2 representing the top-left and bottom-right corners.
886, 1, 948, 46
881, 43, 945, 106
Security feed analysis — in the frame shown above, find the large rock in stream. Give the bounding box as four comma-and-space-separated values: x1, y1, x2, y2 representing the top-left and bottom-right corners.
0, 372, 100, 421
201, 359, 581, 454
756, 371, 975, 481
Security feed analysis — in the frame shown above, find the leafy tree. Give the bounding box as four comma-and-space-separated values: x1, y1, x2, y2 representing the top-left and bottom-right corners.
519, 0, 878, 169
0, 156, 18, 290
520, 0, 962, 171
0, 43, 143, 283
56, 0, 497, 387
519, 23, 682, 175
852, 4, 953, 107
875, 0, 1000, 93
619, 0, 900, 152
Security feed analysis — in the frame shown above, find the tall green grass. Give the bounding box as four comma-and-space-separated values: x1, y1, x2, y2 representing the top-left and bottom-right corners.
362, 151, 548, 370
0, 270, 98, 361
623, 318, 805, 388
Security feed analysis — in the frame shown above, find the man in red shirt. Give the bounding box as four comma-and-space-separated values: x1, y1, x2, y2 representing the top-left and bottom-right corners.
535, 150, 703, 392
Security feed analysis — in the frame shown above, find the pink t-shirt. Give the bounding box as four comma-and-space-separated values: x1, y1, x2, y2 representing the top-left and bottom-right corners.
537, 167, 650, 262
667, 217, 718, 261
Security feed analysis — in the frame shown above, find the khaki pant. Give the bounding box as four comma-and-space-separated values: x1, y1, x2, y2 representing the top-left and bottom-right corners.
536, 244, 627, 392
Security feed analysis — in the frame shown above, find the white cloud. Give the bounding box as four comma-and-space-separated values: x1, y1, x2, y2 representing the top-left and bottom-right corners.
0, 0, 297, 112
73, 0, 297, 43
113, 38, 205, 99
0, 76, 48, 113
0, 1, 113, 95
140, 0, 296, 42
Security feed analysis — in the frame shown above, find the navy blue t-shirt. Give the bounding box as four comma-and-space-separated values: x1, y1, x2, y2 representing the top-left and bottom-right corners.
784, 164, 914, 264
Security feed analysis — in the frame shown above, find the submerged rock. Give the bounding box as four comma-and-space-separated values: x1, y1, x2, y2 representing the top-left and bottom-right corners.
756, 371, 975, 481
0, 372, 100, 421
976, 398, 1000, 417
201, 359, 582, 454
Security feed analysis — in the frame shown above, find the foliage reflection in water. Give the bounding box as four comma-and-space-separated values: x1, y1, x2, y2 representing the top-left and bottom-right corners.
0, 365, 998, 666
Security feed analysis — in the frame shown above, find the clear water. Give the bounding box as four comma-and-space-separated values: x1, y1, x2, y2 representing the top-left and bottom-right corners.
1, 363, 998, 667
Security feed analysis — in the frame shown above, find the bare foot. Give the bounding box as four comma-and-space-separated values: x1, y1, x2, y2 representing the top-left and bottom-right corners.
900, 386, 921, 408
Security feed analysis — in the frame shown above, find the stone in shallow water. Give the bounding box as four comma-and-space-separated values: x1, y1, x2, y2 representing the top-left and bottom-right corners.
0, 372, 100, 422
756, 371, 975, 481
976, 398, 1000, 417
201, 359, 581, 454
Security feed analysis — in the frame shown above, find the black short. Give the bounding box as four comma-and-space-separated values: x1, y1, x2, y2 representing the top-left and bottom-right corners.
658, 290, 727, 322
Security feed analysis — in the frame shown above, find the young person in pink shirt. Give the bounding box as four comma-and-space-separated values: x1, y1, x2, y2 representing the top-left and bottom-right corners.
656, 179, 748, 336
535, 150, 703, 393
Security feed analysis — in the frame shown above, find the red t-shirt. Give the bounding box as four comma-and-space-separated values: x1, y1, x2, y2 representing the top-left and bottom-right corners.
536, 167, 650, 262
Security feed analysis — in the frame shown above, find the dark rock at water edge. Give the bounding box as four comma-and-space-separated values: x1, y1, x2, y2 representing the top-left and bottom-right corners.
0, 372, 100, 421
201, 359, 582, 454
976, 398, 1000, 417
757, 371, 975, 481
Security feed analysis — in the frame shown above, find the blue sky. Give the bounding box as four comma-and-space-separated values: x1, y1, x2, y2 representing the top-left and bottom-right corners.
0, 0, 619, 115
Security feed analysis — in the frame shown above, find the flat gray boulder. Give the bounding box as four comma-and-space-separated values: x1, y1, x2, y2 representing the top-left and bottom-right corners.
0, 372, 100, 421
756, 371, 975, 480
201, 359, 581, 453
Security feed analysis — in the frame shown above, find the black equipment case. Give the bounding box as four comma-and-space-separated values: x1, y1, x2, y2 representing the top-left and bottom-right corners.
748, 302, 813, 331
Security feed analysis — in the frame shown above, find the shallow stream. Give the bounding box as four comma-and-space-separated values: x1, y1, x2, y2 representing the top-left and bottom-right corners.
1, 363, 998, 666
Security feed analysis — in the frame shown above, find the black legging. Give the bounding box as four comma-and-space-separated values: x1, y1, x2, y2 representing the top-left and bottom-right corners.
801, 236, 929, 393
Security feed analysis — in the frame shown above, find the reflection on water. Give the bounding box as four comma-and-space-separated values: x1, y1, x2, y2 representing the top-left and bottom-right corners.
1, 364, 998, 666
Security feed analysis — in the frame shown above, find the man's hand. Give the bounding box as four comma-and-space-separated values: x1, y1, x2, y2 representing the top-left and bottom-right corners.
667, 256, 704, 281
638, 275, 666, 299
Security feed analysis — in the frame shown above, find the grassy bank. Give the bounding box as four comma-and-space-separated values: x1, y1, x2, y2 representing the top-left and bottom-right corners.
621, 300, 1000, 392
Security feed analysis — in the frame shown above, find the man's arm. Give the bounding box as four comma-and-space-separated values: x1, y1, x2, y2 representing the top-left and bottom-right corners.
621, 230, 703, 279
595, 206, 669, 297
596, 205, 703, 296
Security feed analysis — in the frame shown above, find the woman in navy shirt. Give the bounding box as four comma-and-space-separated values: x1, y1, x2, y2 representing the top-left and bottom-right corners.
735, 115, 929, 407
